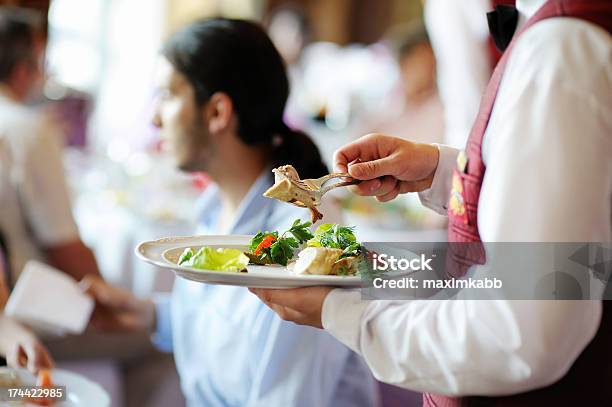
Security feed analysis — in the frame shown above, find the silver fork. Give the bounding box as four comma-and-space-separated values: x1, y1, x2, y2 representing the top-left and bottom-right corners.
288, 173, 360, 203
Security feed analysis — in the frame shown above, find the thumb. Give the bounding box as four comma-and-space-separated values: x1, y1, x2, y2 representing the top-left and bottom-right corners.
23, 340, 53, 374
348, 156, 395, 180
79, 275, 100, 296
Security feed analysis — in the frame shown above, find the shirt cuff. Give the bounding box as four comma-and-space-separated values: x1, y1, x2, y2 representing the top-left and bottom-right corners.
151, 294, 173, 353
321, 289, 369, 354
418, 144, 458, 215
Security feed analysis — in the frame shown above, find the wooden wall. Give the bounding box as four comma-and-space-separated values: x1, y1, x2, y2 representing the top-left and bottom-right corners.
265, 0, 423, 45
164, 0, 424, 45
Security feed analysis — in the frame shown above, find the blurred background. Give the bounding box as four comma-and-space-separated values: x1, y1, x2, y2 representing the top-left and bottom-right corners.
0, 0, 499, 405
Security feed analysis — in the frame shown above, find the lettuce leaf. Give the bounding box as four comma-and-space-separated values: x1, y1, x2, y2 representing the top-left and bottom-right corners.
178, 247, 249, 272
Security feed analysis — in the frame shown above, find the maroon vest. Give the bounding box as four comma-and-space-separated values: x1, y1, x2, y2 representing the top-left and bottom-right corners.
427, 0, 612, 405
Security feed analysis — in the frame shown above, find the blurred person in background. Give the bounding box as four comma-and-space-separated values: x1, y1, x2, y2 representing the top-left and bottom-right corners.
353, 22, 446, 231
424, 0, 493, 148
364, 21, 444, 145
0, 230, 54, 374
0, 7, 101, 283
0, 9, 157, 405
266, 4, 312, 130
266, 4, 310, 68
83, 18, 378, 407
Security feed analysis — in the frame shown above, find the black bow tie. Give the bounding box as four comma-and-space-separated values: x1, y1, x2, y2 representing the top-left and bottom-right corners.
487, 5, 519, 52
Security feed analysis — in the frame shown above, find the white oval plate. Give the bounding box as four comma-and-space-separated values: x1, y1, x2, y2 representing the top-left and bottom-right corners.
135, 235, 362, 288
0, 367, 110, 407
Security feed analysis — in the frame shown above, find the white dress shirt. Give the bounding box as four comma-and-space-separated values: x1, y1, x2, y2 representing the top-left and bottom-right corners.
0, 88, 79, 279
322, 0, 611, 397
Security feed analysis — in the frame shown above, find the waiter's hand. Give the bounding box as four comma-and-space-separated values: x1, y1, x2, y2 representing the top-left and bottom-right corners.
249, 287, 333, 328
81, 276, 156, 333
334, 133, 439, 202
0, 315, 54, 374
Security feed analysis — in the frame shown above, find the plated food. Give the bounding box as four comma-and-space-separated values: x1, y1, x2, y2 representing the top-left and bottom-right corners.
138, 235, 364, 288
32, 369, 54, 406
137, 164, 367, 285
176, 219, 364, 276
0, 369, 56, 406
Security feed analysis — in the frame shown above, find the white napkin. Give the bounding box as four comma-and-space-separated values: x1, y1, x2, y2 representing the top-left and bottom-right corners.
4, 261, 94, 336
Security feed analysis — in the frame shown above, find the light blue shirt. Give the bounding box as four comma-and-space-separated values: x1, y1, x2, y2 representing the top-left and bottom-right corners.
153, 171, 377, 407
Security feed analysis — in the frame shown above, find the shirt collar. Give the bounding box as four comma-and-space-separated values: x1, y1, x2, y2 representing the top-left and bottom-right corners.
195, 168, 275, 235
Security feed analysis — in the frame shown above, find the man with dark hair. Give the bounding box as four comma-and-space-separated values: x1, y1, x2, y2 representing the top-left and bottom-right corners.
83, 17, 378, 407
0, 6, 102, 285
0, 7, 42, 85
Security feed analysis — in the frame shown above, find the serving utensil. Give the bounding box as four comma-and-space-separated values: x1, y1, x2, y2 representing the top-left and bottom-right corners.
264, 165, 361, 222
287, 172, 360, 204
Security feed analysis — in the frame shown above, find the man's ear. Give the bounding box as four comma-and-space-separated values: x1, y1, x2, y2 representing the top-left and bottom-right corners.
204, 92, 234, 134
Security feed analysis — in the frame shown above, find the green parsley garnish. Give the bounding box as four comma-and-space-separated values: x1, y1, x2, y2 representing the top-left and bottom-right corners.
307, 223, 363, 259
247, 219, 314, 266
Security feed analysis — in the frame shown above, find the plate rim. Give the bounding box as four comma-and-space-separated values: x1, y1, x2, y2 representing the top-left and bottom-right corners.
0, 367, 110, 406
